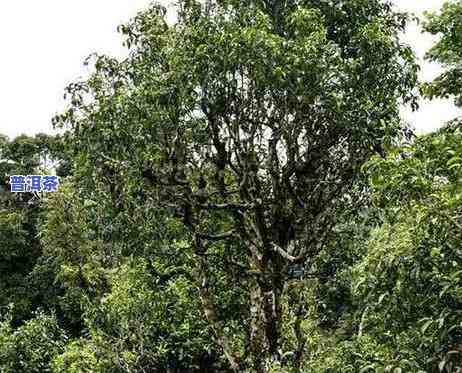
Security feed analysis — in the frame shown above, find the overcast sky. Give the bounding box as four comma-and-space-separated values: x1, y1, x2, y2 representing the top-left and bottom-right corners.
0, 0, 460, 139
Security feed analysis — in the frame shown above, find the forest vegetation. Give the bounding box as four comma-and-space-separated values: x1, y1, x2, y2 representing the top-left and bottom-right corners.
1, 1, 461, 372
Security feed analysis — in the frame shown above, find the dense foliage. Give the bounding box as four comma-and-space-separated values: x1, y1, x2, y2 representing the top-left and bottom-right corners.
1, 1, 461, 372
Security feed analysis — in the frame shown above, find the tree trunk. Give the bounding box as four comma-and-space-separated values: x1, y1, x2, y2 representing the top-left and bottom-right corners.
248, 249, 284, 372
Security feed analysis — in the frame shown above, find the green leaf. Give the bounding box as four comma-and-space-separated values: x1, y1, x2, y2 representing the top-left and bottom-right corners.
360, 365, 376, 372
421, 319, 433, 334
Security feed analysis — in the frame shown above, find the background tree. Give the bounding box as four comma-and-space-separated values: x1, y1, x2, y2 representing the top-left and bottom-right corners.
350, 123, 462, 372
0, 133, 72, 372
422, 0, 462, 111
0, 133, 63, 323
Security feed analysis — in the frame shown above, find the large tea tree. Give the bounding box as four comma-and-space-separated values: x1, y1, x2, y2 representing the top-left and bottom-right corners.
56, 1, 418, 370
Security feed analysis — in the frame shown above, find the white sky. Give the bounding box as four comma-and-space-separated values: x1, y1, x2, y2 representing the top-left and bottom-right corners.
0, 1, 460, 139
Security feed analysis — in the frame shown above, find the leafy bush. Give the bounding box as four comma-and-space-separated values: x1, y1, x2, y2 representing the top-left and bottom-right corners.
0, 311, 67, 373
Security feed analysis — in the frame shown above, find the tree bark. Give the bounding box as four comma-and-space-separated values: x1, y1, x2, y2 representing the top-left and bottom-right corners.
197, 255, 243, 372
